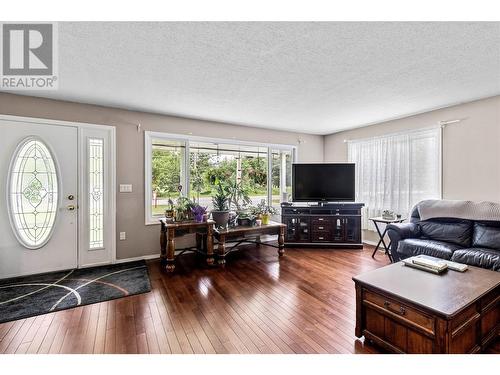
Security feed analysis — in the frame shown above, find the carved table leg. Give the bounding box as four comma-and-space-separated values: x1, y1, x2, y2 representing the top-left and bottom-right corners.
278, 226, 285, 256
166, 227, 176, 272
255, 235, 261, 247
196, 232, 202, 251
218, 234, 226, 266
160, 220, 168, 270
206, 223, 215, 266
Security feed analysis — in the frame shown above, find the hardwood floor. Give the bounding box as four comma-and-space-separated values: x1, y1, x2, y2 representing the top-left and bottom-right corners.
0, 245, 496, 354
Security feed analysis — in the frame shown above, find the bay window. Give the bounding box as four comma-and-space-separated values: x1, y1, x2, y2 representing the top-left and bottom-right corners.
145, 132, 296, 224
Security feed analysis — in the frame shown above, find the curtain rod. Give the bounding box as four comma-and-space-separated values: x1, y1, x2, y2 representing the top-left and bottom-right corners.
343, 119, 462, 143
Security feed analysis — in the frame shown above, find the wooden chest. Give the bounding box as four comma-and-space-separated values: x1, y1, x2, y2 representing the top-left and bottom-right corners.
353, 263, 500, 353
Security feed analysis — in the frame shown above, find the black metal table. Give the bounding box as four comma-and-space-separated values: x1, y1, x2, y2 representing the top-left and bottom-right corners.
369, 216, 406, 262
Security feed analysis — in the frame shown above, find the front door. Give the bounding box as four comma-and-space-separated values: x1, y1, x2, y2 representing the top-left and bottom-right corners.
0, 119, 78, 279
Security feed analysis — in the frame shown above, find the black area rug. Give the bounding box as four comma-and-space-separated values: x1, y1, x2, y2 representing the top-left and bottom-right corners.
0, 260, 151, 324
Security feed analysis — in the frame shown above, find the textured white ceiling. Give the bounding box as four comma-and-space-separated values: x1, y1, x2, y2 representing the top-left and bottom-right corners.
9, 22, 500, 135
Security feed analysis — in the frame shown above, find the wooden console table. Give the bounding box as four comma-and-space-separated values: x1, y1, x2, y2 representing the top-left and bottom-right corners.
160, 219, 215, 272
281, 203, 364, 248
214, 221, 286, 265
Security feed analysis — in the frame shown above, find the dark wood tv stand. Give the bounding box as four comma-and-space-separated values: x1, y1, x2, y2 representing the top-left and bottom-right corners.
281, 203, 364, 248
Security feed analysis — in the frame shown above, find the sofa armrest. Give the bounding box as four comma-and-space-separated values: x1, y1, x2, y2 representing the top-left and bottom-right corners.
386, 222, 421, 262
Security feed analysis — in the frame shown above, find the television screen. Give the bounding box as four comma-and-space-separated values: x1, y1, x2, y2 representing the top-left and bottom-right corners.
292, 163, 355, 202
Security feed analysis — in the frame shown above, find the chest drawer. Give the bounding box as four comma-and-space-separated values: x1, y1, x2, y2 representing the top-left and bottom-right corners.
364, 289, 435, 335
311, 216, 330, 225
311, 223, 330, 231
311, 232, 331, 242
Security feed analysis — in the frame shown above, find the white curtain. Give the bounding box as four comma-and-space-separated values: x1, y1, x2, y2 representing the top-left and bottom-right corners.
348, 128, 442, 230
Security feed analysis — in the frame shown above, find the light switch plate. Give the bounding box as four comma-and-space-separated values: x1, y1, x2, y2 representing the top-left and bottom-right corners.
119, 184, 133, 193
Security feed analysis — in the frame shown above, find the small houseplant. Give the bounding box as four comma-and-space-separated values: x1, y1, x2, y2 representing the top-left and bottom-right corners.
236, 210, 255, 227
382, 210, 395, 220
227, 181, 252, 211
211, 183, 230, 228
192, 204, 208, 223
174, 196, 196, 222
252, 199, 277, 225
164, 197, 175, 220
226, 181, 254, 226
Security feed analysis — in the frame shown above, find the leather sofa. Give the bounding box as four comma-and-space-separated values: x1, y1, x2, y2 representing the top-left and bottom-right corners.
387, 204, 500, 271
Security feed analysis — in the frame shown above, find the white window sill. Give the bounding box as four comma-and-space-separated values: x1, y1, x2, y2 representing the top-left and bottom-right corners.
145, 217, 163, 226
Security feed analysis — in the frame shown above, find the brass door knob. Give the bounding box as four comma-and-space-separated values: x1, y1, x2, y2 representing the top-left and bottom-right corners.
67, 205, 76, 211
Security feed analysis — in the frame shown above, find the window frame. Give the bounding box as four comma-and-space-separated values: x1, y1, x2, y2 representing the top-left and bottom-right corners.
87, 137, 105, 250
144, 131, 297, 225
78, 125, 116, 266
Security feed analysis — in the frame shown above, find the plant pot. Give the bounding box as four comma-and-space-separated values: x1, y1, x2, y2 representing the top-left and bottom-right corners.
237, 217, 255, 227
261, 213, 270, 225
194, 213, 204, 223
211, 210, 230, 228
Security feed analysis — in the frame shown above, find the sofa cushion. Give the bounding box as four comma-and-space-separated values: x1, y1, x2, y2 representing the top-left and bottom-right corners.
451, 248, 500, 271
419, 219, 473, 247
472, 222, 500, 250
397, 238, 463, 260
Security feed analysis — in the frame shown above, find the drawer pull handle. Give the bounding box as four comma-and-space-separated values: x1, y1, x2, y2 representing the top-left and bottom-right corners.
318, 226, 324, 230
318, 218, 324, 221
318, 237, 324, 240
384, 301, 406, 316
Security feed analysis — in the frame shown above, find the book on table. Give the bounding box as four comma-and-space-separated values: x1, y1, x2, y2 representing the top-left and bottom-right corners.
402, 255, 469, 274
414, 254, 469, 272
412, 256, 448, 271
402, 256, 448, 274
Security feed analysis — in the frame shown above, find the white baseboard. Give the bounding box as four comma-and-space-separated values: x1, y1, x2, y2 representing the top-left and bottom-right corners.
115, 254, 160, 264
115, 238, 376, 263
78, 260, 114, 269
362, 239, 378, 247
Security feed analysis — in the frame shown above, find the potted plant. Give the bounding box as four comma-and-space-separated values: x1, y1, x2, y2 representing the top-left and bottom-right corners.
236, 210, 256, 226
192, 204, 208, 223
164, 197, 175, 219
226, 181, 254, 226
211, 183, 230, 228
174, 196, 196, 222
252, 199, 277, 225
227, 181, 252, 210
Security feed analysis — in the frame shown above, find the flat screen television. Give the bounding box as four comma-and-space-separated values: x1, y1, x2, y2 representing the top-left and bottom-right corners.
292, 163, 355, 202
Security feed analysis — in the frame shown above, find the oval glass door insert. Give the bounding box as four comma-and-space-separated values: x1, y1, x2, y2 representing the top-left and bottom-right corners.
8, 137, 59, 249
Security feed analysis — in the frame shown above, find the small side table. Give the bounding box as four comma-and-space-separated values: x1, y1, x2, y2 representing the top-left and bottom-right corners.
160, 219, 215, 272
369, 216, 406, 262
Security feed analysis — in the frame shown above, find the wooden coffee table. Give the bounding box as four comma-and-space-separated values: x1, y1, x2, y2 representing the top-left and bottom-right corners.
214, 221, 286, 265
353, 262, 500, 353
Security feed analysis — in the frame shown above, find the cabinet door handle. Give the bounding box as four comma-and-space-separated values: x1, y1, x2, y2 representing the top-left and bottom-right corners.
384, 301, 406, 316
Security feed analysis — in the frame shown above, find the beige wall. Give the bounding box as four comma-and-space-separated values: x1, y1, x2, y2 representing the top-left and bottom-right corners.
2, 93, 497, 251
324, 95, 500, 243
0, 93, 324, 259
